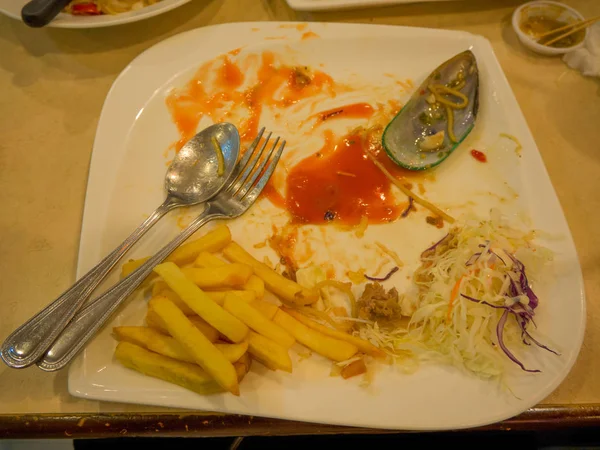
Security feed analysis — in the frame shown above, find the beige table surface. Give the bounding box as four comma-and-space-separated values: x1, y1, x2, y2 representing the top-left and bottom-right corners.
0, 0, 599, 419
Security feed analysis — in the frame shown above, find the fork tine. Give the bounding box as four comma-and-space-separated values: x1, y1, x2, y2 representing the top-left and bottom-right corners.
241, 140, 286, 206
228, 131, 271, 194
237, 136, 280, 199
225, 127, 265, 192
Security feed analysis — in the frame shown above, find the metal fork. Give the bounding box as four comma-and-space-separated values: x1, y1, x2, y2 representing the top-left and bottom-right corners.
36, 129, 285, 372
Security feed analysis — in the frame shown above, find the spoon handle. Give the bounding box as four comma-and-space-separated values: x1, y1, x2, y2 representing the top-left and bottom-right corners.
21, 0, 72, 28
0, 198, 177, 369
36, 206, 222, 372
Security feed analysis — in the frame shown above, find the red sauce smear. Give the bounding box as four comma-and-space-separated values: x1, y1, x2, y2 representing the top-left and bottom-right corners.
318, 103, 374, 122
282, 129, 414, 225
470, 149, 487, 163
166, 52, 336, 150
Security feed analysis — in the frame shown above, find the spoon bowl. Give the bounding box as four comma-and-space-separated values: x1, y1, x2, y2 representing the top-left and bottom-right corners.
167, 123, 239, 204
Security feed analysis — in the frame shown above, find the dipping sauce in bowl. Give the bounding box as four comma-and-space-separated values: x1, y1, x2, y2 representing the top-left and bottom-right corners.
512, 1, 588, 55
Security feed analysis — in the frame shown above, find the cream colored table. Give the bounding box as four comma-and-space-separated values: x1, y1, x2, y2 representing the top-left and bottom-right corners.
1, 0, 599, 437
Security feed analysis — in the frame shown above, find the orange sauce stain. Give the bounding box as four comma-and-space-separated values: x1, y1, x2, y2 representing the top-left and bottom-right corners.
315, 102, 374, 123
279, 23, 308, 31
166, 51, 336, 149
265, 36, 287, 40
251, 27, 260, 32
285, 129, 412, 226
301, 31, 320, 40
228, 47, 242, 56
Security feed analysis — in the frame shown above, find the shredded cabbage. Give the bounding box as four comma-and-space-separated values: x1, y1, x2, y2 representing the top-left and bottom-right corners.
359, 214, 555, 380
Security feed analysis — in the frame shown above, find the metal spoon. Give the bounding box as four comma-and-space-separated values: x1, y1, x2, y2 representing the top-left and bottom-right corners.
0, 123, 240, 369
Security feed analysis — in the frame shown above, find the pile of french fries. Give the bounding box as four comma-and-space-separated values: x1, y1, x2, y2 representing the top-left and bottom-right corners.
114, 225, 384, 396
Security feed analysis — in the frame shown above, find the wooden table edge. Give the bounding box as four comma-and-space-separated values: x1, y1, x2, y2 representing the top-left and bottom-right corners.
2, 405, 600, 438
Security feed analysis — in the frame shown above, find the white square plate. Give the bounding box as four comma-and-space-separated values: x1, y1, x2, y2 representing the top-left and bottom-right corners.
69, 22, 585, 430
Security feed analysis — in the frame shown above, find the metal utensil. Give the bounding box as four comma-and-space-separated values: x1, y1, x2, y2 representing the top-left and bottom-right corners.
1, 123, 240, 369
37, 128, 284, 372
22, 0, 72, 28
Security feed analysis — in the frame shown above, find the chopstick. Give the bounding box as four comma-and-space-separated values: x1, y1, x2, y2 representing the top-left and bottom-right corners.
537, 15, 600, 47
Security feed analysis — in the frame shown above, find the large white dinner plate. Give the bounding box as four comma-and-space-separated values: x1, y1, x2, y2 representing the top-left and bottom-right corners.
0, 0, 189, 28
286, 0, 458, 12
68, 22, 585, 430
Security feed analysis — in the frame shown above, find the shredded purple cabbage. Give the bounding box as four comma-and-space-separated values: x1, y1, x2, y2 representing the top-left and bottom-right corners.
460, 246, 558, 372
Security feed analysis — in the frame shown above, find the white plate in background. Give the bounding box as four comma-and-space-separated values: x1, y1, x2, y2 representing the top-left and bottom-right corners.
286, 0, 458, 12
0, 0, 189, 28
67, 22, 585, 430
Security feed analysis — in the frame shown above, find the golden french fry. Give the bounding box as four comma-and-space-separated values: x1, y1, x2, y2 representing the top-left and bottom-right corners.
149, 296, 239, 395
154, 262, 248, 343
194, 252, 265, 298
146, 306, 220, 343
153, 290, 196, 316
215, 341, 248, 364
273, 310, 358, 362
121, 225, 232, 278
283, 308, 384, 358
250, 300, 280, 320
235, 352, 252, 382
223, 242, 318, 305
115, 342, 226, 395
181, 264, 253, 289
243, 275, 265, 299
113, 326, 164, 348
114, 326, 247, 364
202, 290, 256, 304
224, 294, 295, 348
341, 358, 367, 379
153, 284, 255, 307
247, 331, 292, 372
193, 251, 228, 267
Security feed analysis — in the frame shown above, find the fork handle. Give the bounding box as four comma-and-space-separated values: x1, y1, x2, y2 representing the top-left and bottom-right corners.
0, 198, 177, 369
36, 205, 222, 372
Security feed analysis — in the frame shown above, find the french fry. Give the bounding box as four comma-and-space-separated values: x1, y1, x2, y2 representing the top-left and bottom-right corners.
223, 242, 318, 305
193, 251, 227, 267
154, 262, 248, 343
181, 264, 253, 289
113, 326, 164, 348
250, 300, 280, 320
193, 252, 265, 298
146, 307, 220, 343
120, 225, 232, 278
115, 342, 226, 395
243, 275, 265, 299
149, 296, 239, 395
341, 358, 367, 379
202, 290, 256, 304
283, 308, 385, 358
235, 352, 252, 382
114, 326, 247, 364
153, 283, 255, 306
273, 309, 358, 362
247, 331, 292, 372
154, 290, 196, 316
224, 294, 295, 348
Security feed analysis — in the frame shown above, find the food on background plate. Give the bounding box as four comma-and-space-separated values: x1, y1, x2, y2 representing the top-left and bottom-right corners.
64, 0, 161, 15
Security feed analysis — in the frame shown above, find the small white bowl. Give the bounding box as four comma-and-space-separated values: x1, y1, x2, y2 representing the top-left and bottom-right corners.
512, 1, 588, 56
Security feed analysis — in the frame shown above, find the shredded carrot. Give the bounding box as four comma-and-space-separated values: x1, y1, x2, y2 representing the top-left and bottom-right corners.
446, 275, 464, 323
